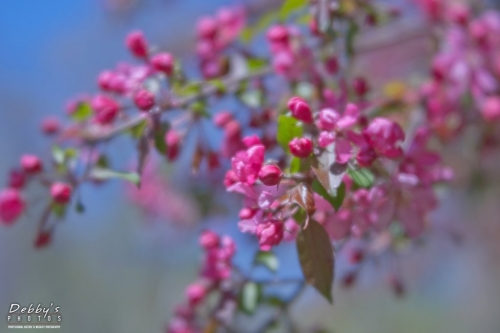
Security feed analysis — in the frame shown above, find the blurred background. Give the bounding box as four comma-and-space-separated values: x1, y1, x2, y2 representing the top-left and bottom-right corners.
1, 0, 500, 332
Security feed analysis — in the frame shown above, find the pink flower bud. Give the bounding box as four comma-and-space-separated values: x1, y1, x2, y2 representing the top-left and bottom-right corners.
224, 170, 239, 188
349, 248, 365, 264
289, 138, 313, 158
481, 96, 500, 121
50, 182, 72, 204
21, 154, 43, 174
97, 70, 114, 91
186, 283, 206, 307
125, 30, 148, 58
213, 111, 233, 127
239, 207, 257, 220
353, 77, 370, 97
266, 25, 289, 50
258, 165, 283, 186
199, 230, 219, 249
92, 95, 120, 125
34, 231, 51, 248
256, 219, 284, 251
207, 152, 220, 170
319, 108, 340, 130
165, 130, 181, 161
0, 188, 25, 225
150, 52, 174, 75
325, 56, 339, 75
40, 116, 60, 135
8, 169, 26, 189
197, 17, 218, 40
287, 97, 313, 123
133, 89, 155, 111
242, 134, 261, 148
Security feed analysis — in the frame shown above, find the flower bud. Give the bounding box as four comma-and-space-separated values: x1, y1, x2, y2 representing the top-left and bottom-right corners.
165, 130, 181, 161
213, 111, 233, 128
287, 97, 313, 123
197, 17, 218, 40
199, 230, 219, 249
0, 188, 25, 225
239, 207, 257, 220
266, 25, 289, 50
481, 96, 500, 121
363, 118, 405, 159
41, 116, 60, 135
186, 283, 207, 307
242, 134, 261, 148
125, 30, 148, 58
8, 169, 26, 189
256, 219, 284, 251
150, 52, 174, 75
97, 70, 114, 91
92, 95, 120, 124
258, 165, 283, 186
50, 182, 72, 204
353, 77, 370, 97
21, 154, 43, 174
133, 89, 155, 111
289, 137, 313, 158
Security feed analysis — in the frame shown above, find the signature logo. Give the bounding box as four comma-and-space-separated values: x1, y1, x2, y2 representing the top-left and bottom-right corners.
6, 303, 62, 329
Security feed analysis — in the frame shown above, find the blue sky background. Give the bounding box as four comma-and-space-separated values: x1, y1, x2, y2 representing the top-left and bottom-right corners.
1, 1, 500, 333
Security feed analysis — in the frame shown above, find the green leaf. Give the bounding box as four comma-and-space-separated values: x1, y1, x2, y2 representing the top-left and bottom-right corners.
346, 21, 359, 57
240, 90, 263, 108
191, 101, 210, 118
312, 179, 345, 211
348, 167, 375, 188
208, 79, 226, 93
277, 115, 303, 152
90, 168, 141, 187
246, 58, 268, 73
96, 154, 109, 168
240, 11, 279, 43
265, 295, 285, 308
239, 282, 261, 315
279, 0, 308, 20
176, 81, 202, 97
52, 146, 65, 165
154, 122, 170, 155
296, 220, 334, 303
129, 119, 148, 139
254, 251, 279, 273
289, 157, 301, 174
71, 102, 93, 122
52, 203, 67, 219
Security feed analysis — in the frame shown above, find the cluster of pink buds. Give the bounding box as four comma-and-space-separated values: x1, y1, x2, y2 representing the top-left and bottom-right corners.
196, 7, 246, 78
266, 25, 314, 78
1, 154, 73, 227
167, 231, 236, 333
419, 3, 500, 139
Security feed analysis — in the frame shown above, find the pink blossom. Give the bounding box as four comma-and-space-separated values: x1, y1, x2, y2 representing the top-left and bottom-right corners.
150, 52, 174, 76
289, 138, 313, 158
50, 182, 72, 204
256, 219, 284, 251
91, 94, 120, 125
0, 188, 25, 225
186, 283, 206, 307
288, 97, 313, 123
21, 154, 43, 174
125, 30, 148, 58
481, 96, 500, 121
258, 165, 282, 186
363, 118, 405, 159
133, 89, 155, 111
229, 144, 265, 186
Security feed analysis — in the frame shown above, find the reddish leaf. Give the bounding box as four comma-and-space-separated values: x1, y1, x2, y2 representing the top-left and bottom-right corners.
288, 183, 316, 217
311, 145, 347, 196
296, 220, 335, 303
